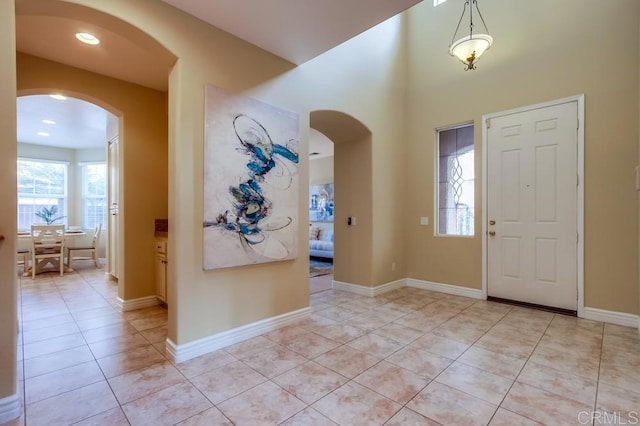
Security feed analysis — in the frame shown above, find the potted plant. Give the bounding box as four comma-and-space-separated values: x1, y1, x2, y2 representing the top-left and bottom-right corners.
35, 206, 66, 225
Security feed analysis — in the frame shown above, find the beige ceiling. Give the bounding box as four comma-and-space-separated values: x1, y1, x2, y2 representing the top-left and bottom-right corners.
15, 0, 177, 92
14, 0, 422, 150
16, 15, 174, 92
16, 0, 423, 92
162, 0, 423, 65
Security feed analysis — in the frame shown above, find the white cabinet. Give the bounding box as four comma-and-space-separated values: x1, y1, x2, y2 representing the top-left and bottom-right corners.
108, 136, 119, 279
155, 238, 167, 304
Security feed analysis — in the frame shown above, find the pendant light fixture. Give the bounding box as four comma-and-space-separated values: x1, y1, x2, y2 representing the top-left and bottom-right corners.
449, 0, 493, 70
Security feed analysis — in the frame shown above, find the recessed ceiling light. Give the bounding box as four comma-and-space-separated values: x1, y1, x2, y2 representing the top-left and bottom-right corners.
49, 94, 67, 100
37, 131, 50, 137
42, 119, 56, 125
75, 32, 100, 45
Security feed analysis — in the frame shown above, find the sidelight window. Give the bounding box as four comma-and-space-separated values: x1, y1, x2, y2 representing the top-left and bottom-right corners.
436, 124, 475, 236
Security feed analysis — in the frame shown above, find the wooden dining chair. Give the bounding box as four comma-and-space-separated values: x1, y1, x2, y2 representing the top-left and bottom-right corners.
67, 223, 101, 269
17, 249, 30, 274
31, 224, 65, 279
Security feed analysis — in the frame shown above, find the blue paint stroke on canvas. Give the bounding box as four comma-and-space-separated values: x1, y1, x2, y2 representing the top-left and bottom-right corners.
204, 114, 299, 253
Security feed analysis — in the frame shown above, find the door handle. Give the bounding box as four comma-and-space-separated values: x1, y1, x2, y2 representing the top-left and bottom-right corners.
489, 231, 496, 236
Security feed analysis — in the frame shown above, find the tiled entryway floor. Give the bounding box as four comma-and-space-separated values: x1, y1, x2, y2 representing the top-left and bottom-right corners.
8, 265, 640, 425
310, 273, 333, 294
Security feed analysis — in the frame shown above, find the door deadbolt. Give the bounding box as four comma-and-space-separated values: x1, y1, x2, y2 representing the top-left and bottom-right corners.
489, 220, 496, 226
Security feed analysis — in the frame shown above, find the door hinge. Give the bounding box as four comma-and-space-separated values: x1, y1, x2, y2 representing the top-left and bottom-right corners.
576, 232, 579, 244
577, 174, 579, 186
486, 118, 491, 129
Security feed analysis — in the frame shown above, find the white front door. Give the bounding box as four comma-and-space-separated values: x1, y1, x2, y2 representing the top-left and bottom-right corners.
487, 101, 578, 311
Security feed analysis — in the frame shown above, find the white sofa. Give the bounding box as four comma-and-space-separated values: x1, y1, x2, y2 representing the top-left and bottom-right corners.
309, 225, 333, 260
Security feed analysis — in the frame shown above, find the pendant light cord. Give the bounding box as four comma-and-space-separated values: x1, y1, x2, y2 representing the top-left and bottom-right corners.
472, 0, 490, 35
450, 0, 470, 45
451, 0, 491, 46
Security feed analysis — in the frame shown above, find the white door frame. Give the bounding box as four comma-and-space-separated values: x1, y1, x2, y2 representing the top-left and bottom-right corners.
481, 94, 585, 317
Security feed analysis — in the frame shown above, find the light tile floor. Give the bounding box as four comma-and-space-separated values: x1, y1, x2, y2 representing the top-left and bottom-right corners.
310, 273, 333, 294
7, 265, 640, 425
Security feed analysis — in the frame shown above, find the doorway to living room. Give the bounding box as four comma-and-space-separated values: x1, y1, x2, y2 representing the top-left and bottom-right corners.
308, 128, 334, 293
308, 109, 373, 295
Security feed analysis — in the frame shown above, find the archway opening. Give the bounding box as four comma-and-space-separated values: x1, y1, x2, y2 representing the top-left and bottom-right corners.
16, 93, 117, 280
15, 0, 175, 306
310, 110, 374, 292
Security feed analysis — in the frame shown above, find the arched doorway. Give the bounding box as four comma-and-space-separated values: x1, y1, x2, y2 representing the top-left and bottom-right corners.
16, 93, 116, 278
15, 1, 176, 306
1, 0, 180, 421
310, 110, 373, 288
1, 2, 176, 421
308, 129, 335, 293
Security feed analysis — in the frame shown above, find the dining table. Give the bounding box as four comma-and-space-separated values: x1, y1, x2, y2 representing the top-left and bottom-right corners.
18, 229, 87, 276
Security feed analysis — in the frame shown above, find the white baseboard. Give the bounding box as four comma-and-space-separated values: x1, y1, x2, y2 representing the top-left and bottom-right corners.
332, 279, 406, 297
166, 307, 310, 363
0, 393, 21, 424
406, 278, 484, 300
583, 307, 640, 329
372, 279, 407, 296
115, 295, 160, 312
332, 280, 372, 296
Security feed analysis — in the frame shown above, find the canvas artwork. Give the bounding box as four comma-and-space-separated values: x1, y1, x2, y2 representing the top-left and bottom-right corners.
309, 183, 334, 222
203, 85, 299, 270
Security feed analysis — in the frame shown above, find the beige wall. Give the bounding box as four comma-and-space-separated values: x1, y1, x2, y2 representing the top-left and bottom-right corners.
0, 0, 17, 403
309, 156, 334, 185
2, 6, 636, 412
175, 16, 405, 340
17, 53, 169, 302
334, 136, 374, 285
67, 1, 408, 343
296, 18, 409, 288
3, 2, 407, 354
406, 0, 640, 314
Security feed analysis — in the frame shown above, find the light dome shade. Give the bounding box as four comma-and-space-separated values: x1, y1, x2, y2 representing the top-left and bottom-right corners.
449, 34, 493, 68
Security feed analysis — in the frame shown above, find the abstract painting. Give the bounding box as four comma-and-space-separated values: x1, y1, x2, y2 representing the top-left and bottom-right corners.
309, 183, 334, 222
203, 85, 299, 270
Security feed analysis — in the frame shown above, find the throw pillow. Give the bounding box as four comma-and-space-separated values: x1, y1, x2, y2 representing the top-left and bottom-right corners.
309, 226, 320, 240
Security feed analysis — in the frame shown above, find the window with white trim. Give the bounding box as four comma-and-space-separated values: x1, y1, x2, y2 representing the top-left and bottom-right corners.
81, 162, 107, 230
437, 124, 475, 236
17, 159, 68, 229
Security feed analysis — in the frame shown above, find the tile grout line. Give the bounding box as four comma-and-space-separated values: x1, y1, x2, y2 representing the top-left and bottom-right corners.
17, 270, 27, 423
591, 321, 605, 426
18, 277, 634, 425
20, 268, 126, 424
484, 312, 555, 425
